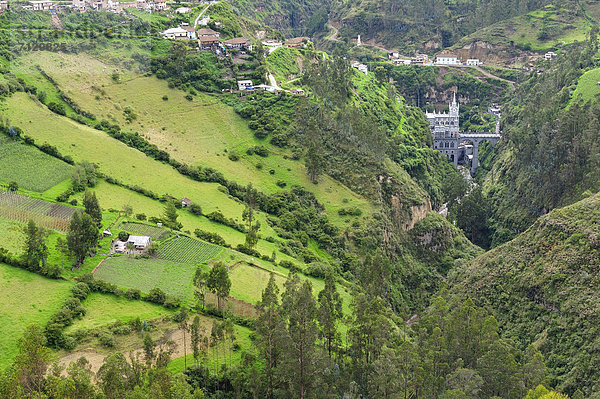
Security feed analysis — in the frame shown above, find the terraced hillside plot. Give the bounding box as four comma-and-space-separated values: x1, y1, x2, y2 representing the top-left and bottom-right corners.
0, 189, 78, 231
67, 293, 174, 332
228, 262, 287, 304
157, 237, 223, 264
0, 263, 72, 368
0, 136, 72, 192
119, 222, 170, 240
94, 257, 196, 300
0, 217, 26, 255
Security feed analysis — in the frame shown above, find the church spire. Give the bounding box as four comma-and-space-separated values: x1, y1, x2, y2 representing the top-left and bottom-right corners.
449, 91, 459, 117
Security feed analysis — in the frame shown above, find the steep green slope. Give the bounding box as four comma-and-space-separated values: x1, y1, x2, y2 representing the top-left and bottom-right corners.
480, 35, 600, 245
452, 193, 600, 395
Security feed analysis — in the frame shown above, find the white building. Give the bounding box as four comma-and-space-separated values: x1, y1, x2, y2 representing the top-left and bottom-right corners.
237, 80, 253, 91
198, 15, 210, 26
545, 51, 557, 60
161, 27, 189, 40
436, 54, 461, 65
127, 235, 152, 249
466, 58, 482, 66
174, 6, 190, 13
29, 1, 55, 11
351, 61, 368, 75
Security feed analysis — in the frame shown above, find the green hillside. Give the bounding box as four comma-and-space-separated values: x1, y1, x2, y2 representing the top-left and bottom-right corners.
452, 4, 592, 54
453, 193, 600, 395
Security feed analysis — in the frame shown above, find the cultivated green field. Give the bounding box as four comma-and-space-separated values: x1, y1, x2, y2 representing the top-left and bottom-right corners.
228, 262, 287, 304
94, 256, 197, 301
0, 136, 72, 192
0, 263, 72, 368
119, 222, 171, 240
572, 67, 600, 103
157, 237, 223, 264
67, 293, 174, 332
0, 216, 25, 255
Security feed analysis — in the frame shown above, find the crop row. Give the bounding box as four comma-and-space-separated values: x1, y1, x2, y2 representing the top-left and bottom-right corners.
0, 206, 70, 231
119, 222, 170, 240
157, 237, 222, 264
0, 190, 76, 220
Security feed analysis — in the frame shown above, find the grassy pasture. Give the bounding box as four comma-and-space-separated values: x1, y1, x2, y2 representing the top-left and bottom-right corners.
66, 293, 174, 332
15, 51, 373, 227
94, 256, 197, 301
157, 237, 223, 264
0, 263, 72, 368
0, 136, 73, 192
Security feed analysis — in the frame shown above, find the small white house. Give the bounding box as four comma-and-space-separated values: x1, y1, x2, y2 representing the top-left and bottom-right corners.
127, 235, 152, 250
237, 80, 254, 91
466, 58, 482, 66
174, 6, 190, 13
351, 62, 368, 75
545, 51, 557, 60
161, 27, 188, 40
254, 84, 278, 92
436, 54, 461, 65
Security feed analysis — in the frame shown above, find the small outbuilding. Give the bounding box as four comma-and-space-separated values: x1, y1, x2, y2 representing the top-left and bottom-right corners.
180, 197, 193, 207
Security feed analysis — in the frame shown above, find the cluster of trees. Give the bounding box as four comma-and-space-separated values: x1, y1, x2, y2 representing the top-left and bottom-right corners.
1, 264, 563, 398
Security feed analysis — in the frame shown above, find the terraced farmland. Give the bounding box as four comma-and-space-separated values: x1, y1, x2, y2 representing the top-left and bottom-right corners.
0, 136, 72, 192
157, 237, 222, 264
118, 222, 170, 240
94, 257, 196, 300
0, 189, 78, 231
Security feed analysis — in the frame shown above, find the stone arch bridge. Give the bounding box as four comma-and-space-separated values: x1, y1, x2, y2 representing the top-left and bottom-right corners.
434, 132, 501, 174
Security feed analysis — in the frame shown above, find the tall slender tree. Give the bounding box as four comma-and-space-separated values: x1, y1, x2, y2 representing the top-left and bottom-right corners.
83, 189, 102, 227
242, 184, 260, 249
22, 219, 49, 272
256, 273, 284, 399
280, 275, 320, 399
318, 271, 343, 358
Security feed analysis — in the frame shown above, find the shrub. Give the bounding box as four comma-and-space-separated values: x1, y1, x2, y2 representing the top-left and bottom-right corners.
195, 229, 227, 246
228, 152, 239, 161
188, 203, 202, 215
246, 145, 269, 157
47, 102, 66, 115
136, 213, 147, 221
62, 297, 86, 318
118, 231, 129, 241
71, 282, 90, 300
163, 296, 181, 309
276, 180, 287, 188
185, 94, 193, 101
99, 332, 115, 348
125, 288, 141, 300
162, 95, 168, 101
305, 262, 330, 279
146, 287, 166, 305
69, 199, 78, 206
279, 260, 295, 269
